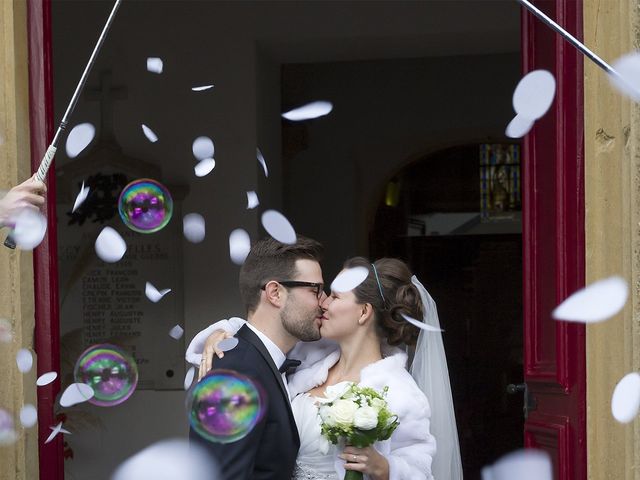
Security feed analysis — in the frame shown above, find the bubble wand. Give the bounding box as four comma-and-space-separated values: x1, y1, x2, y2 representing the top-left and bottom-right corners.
4, 0, 123, 249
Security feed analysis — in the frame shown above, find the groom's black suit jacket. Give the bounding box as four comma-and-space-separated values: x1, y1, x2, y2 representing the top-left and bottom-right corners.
189, 325, 300, 480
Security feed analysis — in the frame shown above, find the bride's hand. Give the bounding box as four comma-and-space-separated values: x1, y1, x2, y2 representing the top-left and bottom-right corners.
340, 446, 389, 480
198, 329, 234, 381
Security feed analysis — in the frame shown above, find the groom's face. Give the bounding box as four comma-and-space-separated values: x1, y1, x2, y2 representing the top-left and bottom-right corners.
280, 259, 325, 342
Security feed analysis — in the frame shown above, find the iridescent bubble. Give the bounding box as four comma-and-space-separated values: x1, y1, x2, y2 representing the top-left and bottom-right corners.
118, 179, 173, 233
187, 369, 266, 444
0, 409, 16, 445
74, 344, 138, 407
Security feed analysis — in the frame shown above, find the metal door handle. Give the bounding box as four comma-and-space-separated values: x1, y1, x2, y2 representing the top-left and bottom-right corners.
507, 382, 537, 419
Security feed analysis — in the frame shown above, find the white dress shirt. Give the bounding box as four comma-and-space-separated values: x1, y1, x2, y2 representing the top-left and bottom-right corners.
245, 323, 291, 399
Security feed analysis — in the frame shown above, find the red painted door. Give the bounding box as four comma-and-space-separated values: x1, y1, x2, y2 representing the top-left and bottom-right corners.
521, 1, 586, 479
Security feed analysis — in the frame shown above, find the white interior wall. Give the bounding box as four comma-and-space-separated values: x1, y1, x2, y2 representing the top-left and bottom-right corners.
51, 1, 518, 477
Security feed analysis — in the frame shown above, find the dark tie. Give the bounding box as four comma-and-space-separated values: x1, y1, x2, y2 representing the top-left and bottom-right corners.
279, 358, 301, 375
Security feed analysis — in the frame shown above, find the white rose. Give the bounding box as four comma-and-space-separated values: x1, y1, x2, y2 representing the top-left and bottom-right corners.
331, 399, 358, 426
319, 405, 336, 427
370, 397, 386, 413
353, 406, 379, 430
317, 381, 353, 404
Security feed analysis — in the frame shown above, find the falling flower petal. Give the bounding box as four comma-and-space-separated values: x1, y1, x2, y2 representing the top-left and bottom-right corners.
611, 372, 640, 423
184, 366, 195, 390
484, 449, 552, 480
65, 123, 95, 158
45, 422, 71, 444
146, 57, 163, 74
194, 158, 216, 177
401, 313, 444, 332
169, 325, 184, 340
12, 209, 47, 250
16, 349, 33, 373
0, 318, 13, 343
552, 276, 628, 323
183, 213, 205, 243
95, 226, 127, 263
145, 281, 171, 303
331, 267, 369, 293
218, 337, 239, 352
282, 101, 333, 121
59, 383, 94, 407
192, 137, 214, 161
512, 70, 556, 120
610, 52, 640, 101
37, 372, 58, 387
505, 114, 535, 139
261, 210, 296, 244
246, 191, 259, 209
112, 439, 217, 480
72, 181, 90, 213
257, 148, 269, 177
141, 124, 159, 143
229, 229, 251, 265
192, 85, 214, 92
19, 405, 37, 428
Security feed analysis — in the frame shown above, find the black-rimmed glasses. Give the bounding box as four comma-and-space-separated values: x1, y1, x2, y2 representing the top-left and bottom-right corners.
261, 281, 324, 299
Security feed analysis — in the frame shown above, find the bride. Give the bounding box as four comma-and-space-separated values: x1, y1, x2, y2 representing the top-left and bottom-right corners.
187, 256, 462, 480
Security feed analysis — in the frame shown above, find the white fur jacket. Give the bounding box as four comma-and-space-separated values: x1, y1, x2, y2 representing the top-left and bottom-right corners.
186, 318, 436, 480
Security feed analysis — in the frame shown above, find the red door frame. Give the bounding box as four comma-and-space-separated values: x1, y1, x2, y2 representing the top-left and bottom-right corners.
521, 1, 586, 479
27, 1, 64, 479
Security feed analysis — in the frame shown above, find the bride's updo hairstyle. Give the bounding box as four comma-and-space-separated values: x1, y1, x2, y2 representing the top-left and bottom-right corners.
342, 256, 423, 346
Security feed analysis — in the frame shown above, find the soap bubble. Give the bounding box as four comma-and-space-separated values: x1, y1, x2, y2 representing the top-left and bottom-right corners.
74, 344, 138, 407
0, 409, 16, 445
187, 369, 266, 444
118, 179, 173, 233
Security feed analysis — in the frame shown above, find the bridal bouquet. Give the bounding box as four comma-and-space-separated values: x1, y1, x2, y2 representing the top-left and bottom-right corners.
317, 382, 399, 480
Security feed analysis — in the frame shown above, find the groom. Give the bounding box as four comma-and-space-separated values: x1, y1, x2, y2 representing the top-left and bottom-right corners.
189, 236, 326, 480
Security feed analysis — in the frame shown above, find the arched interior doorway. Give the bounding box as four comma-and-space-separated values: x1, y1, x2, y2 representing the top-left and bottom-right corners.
369, 143, 525, 477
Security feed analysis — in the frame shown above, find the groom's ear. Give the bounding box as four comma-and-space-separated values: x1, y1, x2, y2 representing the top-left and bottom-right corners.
263, 281, 284, 308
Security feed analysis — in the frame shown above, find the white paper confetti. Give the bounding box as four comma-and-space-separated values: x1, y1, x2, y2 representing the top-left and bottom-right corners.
16, 349, 33, 373
169, 325, 184, 340
112, 439, 218, 480
229, 229, 251, 265
72, 181, 90, 213
192, 137, 214, 161
512, 70, 556, 120
12, 209, 47, 250
611, 372, 640, 423
401, 313, 444, 332
95, 226, 127, 263
282, 100, 333, 121
218, 337, 239, 352
505, 114, 535, 139
183, 213, 205, 243
37, 371, 58, 387
261, 210, 296, 245
484, 449, 552, 480
145, 281, 171, 303
610, 52, 640, 101
246, 191, 259, 209
146, 57, 163, 74
19, 404, 37, 428
65, 123, 95, 158
45, 422, 71, 444
331, 267, 369, 293
194, 158, 216, 177
552, 276, 628, 323
59, 383, 94, 407
257, 148, 268, 177
192, 85, 214, 92
184, 366, 195, 390
141, 124, 159, 143
0, 318, 13, 343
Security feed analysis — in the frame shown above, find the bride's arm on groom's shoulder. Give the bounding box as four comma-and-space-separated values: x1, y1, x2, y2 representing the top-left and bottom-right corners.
185, 317, 245, 366
386, 383, 436, 480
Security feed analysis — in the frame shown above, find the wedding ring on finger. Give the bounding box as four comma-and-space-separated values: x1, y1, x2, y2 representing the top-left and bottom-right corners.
352, 455, 357, 462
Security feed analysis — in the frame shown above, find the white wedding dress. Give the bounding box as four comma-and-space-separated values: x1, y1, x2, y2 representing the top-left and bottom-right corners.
291, 393, 340, 480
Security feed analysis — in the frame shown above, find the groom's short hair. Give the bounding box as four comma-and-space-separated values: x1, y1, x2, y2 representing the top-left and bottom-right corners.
240, 236, 323, 314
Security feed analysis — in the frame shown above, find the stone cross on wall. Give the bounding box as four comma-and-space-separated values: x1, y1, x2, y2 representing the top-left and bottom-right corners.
85, 70, 127, 144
